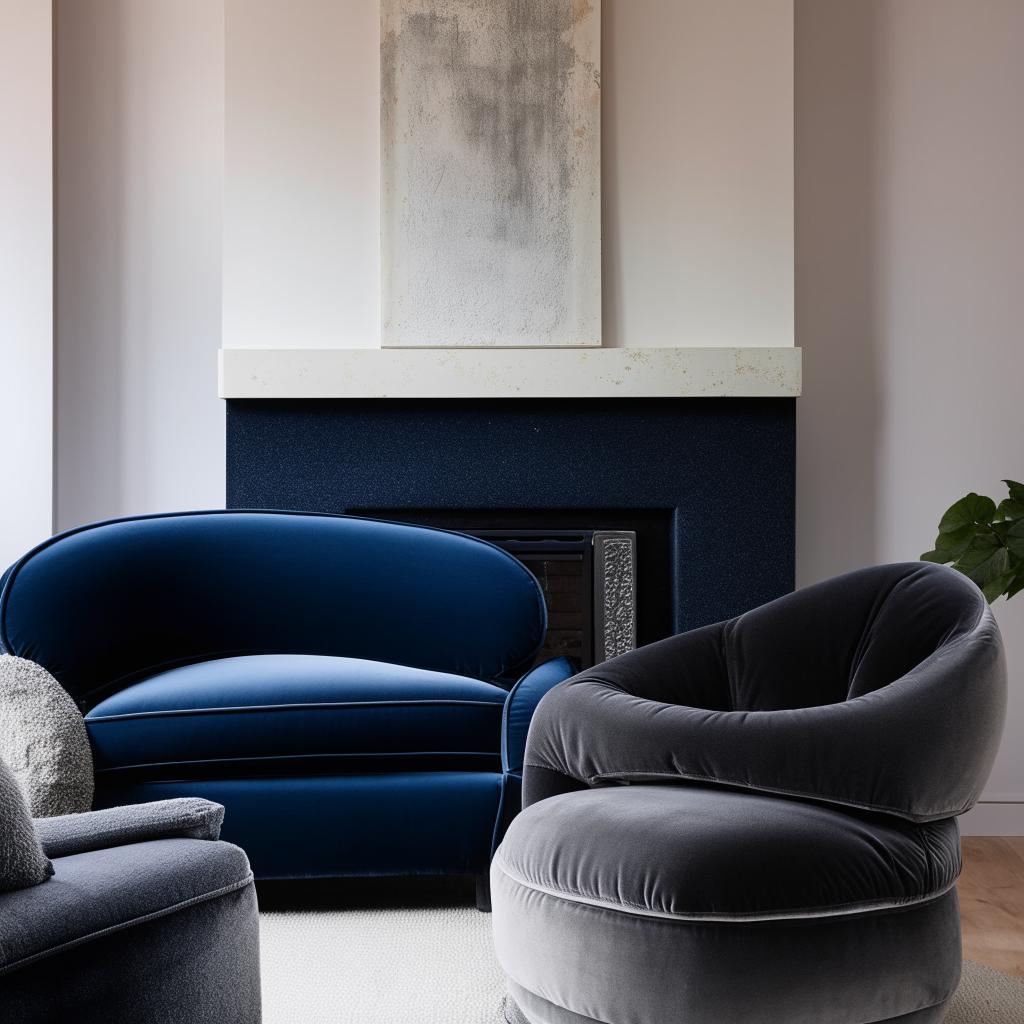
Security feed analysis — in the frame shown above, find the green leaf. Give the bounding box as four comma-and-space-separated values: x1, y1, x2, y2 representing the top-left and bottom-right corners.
1006, 519, 1024, 559
955, 531, 999, 559
924, 482, 1024, 601
982, 570, 1017, 602
995, 498, 1024, 522
954, 534, 1010, 587
936, 523, 976, 548
938, 493, 997, 534
1004, 480, 1024, 504
932, 523, 979, 560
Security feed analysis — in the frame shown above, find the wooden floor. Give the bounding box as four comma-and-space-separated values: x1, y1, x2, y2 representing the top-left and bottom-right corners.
960, 837, 1024, 976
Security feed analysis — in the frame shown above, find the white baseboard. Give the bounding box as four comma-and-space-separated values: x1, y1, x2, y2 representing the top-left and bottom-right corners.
959, 801, 1024, 836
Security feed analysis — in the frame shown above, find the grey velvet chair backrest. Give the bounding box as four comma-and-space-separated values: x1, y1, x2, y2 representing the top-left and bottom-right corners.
523, 563, 1007, 822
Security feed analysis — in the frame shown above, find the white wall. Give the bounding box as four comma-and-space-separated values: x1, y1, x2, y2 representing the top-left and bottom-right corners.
55, 0, 225, 531
0, 0, 53, 569
51, 0, 1023, 824
603, 0, 793, 348
224, 0, 379, 350
223, 0, 794, 350
54, 0, 793, 541
796, 0, 1024, 829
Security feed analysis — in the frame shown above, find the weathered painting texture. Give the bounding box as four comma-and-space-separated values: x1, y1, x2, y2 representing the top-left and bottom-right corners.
381, 0, 601, 347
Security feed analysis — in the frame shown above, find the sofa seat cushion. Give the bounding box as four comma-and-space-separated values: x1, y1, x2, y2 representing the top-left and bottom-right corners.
86, 654, 508, 777
495, 785, 960, 922
0, 837, 252, 975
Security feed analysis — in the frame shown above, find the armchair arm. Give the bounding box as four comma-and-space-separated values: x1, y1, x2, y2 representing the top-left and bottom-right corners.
502, 657, 577, 775
35, 798, 225, 859
523, 617, 1006, 822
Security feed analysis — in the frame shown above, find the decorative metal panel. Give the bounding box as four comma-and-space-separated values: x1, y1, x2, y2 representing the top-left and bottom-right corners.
593, 531, 637, 662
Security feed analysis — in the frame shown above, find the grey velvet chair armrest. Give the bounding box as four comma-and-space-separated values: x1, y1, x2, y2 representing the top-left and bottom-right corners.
520, 623, 727, 806
523, 567, 1007, 822
34, 798, 225, 859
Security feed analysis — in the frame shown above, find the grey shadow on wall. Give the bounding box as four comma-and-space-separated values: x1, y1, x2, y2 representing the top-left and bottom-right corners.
54, 0, 128, 532
795, 0, 883, 585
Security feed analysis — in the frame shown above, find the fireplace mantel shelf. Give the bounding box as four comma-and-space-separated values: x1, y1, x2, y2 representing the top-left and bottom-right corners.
218, 347, 801, 400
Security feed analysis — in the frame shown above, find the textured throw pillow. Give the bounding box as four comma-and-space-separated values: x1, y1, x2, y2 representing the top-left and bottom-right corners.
0, 755, 53, 890
0, 655, 94, 816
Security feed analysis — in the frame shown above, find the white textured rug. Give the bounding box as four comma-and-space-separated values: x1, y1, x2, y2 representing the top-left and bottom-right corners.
261, 905, 504, 1024
258, 886, 1024, 1024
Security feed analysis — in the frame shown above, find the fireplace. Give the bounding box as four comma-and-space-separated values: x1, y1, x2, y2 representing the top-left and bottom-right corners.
353, 509, 673, 669
225, 396, 796, 646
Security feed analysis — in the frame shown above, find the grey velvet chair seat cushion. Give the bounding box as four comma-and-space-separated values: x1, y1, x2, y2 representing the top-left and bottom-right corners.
495, 785, 960, 922
524, 563, 1007, 822
0, 837, 252, 974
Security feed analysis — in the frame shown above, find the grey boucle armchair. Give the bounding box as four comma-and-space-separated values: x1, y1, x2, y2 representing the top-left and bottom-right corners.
0, 779, 261, 1024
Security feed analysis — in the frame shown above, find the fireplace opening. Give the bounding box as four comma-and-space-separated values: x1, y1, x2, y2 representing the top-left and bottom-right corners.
349, 508, 674, 672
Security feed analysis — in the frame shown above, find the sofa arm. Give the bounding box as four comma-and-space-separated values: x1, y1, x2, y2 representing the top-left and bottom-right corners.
35, 798, 225, 859
502, 657, 577, 775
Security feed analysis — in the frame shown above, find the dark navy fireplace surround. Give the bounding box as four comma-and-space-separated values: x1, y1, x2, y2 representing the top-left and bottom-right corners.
226, 398, 795, 634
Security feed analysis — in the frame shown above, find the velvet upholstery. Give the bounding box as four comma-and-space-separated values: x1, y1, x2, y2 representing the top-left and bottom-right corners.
0, 511, 546, 706
494, 563, 1007, 1024
494, 877, 961, 1024
86, 654, 509, 775
503, 990, 954, 1024
502, 657, 577, 775
0, 511, 576, 879
523, 563, 1006, 821
497, 787, 962, 922
94, 772, 507, 880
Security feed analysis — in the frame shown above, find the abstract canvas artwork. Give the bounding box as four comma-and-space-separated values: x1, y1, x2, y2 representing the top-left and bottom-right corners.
381, 0, 601, 347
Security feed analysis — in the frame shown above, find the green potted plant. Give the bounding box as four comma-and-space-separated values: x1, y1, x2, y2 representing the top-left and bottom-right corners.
922, 480, 1024, 602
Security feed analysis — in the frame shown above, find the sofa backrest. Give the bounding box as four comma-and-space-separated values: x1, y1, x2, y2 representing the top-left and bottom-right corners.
0, 511, 546, 708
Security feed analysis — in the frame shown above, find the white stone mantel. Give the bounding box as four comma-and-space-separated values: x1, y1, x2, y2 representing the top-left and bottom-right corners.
218, 347, 802, 400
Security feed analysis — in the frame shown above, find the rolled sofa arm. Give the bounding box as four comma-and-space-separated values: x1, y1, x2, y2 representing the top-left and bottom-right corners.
35, 798, 225, 859
502, 657, 577, 775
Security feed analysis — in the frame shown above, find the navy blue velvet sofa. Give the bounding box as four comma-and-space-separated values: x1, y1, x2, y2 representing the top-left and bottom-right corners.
0, 511, 575, 887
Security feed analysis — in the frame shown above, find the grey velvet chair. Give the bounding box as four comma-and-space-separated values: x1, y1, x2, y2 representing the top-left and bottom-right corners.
491, 563, 1007, 1024
0, 787, 261, 1023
